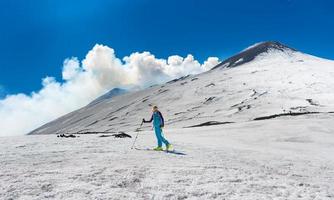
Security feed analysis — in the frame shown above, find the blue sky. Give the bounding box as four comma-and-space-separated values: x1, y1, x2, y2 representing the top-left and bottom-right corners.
0, 0, 333, 95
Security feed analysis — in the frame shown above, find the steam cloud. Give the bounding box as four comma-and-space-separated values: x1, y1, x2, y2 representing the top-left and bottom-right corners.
0, 44, 219, 136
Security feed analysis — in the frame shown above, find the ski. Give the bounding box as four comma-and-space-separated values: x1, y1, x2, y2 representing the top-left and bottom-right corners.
134, 147, 186, 155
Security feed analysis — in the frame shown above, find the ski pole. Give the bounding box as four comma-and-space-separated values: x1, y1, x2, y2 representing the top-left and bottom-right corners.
131, 121, 143, 149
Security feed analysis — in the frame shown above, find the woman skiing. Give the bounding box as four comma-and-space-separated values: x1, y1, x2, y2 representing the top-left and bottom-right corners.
143, 106, 172, 151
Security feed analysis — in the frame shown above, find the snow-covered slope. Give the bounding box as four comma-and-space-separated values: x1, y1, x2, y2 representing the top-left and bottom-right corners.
87, 88, 127, 107
2, 118, 334, 199
28, 41, 334, 135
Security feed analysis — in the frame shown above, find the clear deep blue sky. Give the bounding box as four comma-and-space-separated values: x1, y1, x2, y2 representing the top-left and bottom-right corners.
0, 0, 333, 96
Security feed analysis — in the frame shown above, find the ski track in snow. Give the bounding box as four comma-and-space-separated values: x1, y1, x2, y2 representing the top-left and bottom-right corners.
1, 116, 334, 200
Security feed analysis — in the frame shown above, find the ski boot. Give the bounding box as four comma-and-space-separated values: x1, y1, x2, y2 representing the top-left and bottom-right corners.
153, 146, 163, 151
166, 144, 173, 151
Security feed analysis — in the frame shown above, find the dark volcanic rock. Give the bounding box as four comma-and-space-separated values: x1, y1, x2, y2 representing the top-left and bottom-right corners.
211, 41, 296, 70
113, 132, 132, 138
57, 134, 77, 138
99, 132, 132, 138
186, 121, 234, 128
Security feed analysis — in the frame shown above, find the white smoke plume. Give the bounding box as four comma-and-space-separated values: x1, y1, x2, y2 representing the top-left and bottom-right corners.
0, 44, 219, 136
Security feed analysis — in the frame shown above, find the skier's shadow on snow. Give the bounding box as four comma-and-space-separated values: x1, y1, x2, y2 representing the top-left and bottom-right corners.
134, 148, 187, 156
166, 150, 187, 156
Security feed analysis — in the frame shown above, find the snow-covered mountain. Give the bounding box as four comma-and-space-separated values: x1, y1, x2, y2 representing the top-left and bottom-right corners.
28, 41, 334, 135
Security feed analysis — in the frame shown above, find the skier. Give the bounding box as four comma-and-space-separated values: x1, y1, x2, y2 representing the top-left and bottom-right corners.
143, 106, 172, 151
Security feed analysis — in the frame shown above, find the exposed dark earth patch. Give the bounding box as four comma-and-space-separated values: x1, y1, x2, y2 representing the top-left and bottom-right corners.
253, 111, 334, 121
231, 101, 246, 108
306, 99, 320, 106
205, 83, 215, 87
254, 90, 268, 97
174, 112, 187, 115
99, 132, 131, 138
186, 111, 334, 128
57, 134, 78, 138
109, 117, 118, 121
250, 89, 259, 97
157, 89, 169, 94
219, 77, 233, 82
166, 75, 190, 84
62, 131, 116, 135
204, 97, 216, 105
113, 132, 132, 138
187, 106, 201, 111
86, 120, 99, 127
98, 135, 113, 138
251, 70, 268, 74
185, 121, 234, 128
141, 95, 150, 103
149, 84, 158, 88
238, 105, 251, 111
76, 129, 90, 133
231, 90, 267, 110
290, 106, 308, 112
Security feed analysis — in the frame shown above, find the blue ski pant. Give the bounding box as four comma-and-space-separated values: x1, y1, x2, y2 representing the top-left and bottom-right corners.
154, 126, 170, 147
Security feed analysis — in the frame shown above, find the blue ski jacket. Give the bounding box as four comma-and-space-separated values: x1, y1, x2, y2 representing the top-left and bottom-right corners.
144, 111, 164, 128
